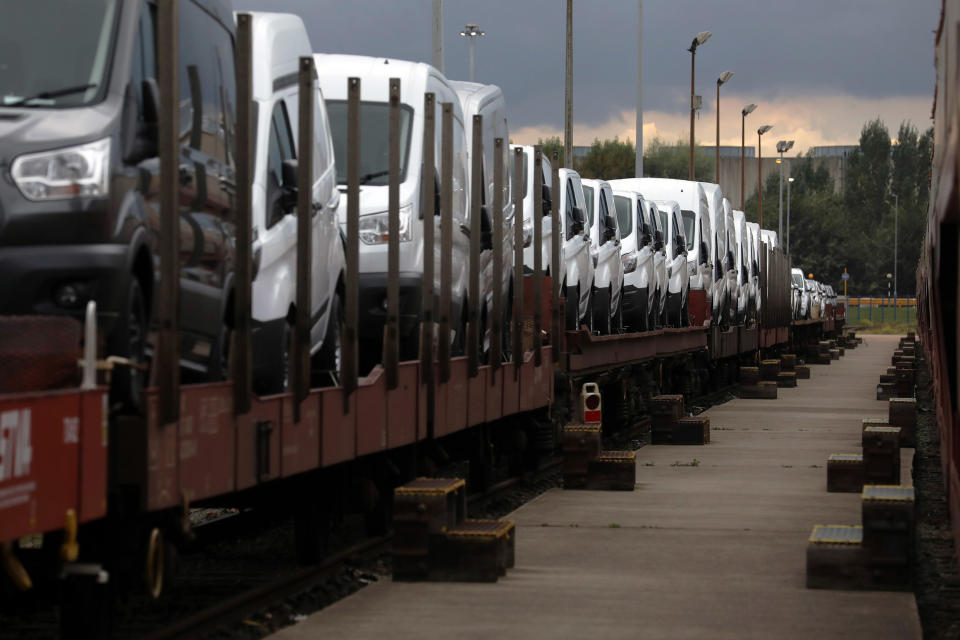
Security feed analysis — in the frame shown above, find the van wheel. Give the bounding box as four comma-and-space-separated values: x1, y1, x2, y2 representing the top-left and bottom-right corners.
681, 296, 690, 327
110, 277, 148, 413
613, 288, 624, 334
648, 289, 659, 330
564, 284, 578, 331
314, 295, 342, 387
591, 286, 611, 335
451, 301, 467, 357
255, 323, 291, 395
501, 296, 513, 362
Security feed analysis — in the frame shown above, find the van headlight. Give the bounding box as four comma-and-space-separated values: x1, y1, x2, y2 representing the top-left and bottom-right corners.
11, 138, 110, 201
522, 221, 533, 248
359, 205, 413, 245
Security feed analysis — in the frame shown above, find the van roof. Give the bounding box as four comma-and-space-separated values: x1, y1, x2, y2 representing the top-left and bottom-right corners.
246, 12, 312, 101
315, 53, 440, 104
450, 80, 504, 113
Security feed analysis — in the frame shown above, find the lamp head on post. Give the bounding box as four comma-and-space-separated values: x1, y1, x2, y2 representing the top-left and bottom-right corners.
788, 177, 794, 183
758, 125, 772, 137
459, 24, 484, 37
742, 103, 757, 117
717, 70, 734, 86
689, 30, 712, 52
776, 140, 794, 154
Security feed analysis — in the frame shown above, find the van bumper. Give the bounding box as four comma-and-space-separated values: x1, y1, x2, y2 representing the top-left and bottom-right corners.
0, 243, 129, 334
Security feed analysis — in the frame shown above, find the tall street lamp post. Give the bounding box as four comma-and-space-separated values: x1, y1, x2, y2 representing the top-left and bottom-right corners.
757, 125, 772, 229
459, 23, 485, 82
776, 139, 794, 244
688, 31, 711, 180
786, 177, 794, 253
740, 103, 756, 209
715, 71, 733, 183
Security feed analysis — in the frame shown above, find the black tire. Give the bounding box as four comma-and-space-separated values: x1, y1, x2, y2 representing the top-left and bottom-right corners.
648, 289, 659, 330
613, 287, 623, 333
564, 285, 579, 331
314, 294, 342, 387
255, 322, 291, 395
681, 295, 690, 327
110, 278, 148, 413
501, 295, 513, 362
451, 300, 467, 357
591, 286, 611, 335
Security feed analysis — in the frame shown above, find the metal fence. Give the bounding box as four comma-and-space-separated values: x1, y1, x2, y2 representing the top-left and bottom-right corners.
841, 297, 918, 326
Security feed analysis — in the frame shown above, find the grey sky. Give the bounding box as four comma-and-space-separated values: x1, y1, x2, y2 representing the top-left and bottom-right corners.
234, 0, 939, 145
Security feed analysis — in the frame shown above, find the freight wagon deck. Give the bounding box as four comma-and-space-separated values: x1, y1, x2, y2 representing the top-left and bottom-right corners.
269, 335, 919, 640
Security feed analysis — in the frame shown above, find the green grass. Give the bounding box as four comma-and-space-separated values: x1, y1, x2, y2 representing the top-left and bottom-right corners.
844, 305, 917, 334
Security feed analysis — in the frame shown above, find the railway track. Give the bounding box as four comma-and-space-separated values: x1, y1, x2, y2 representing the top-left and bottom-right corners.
135, 456, 564, 640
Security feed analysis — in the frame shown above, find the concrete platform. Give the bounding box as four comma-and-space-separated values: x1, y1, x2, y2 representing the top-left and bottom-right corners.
272, 335, 920, 640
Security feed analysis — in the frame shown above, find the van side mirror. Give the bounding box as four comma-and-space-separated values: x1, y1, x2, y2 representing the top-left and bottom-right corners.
640, 232, 652, 248
571, 206, 585, 234
480, 205, 493, 252
603, 216, 617, 242
541, 184, 552, 216
123, 78, 160, 163
675, 236, 686, 258
653, 230, 663, 252
281, 159, 299, 213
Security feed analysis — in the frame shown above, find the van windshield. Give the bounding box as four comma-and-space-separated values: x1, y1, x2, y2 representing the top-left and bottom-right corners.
613, 196, 633, 237
326, 100, 414, 185
680, 210, 696, 251
1, 0, 119, 107
792, 273, 804, 287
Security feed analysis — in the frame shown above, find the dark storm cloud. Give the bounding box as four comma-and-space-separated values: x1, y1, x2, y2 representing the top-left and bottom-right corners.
233, 0, 939, 133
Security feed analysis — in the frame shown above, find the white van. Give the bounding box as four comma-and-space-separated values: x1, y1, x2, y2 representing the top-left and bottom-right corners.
609, 178, 713, 322
509, 147, 594, 331
643, 199, 667, 328
580, 179, 624, 334
613, 190, 656, 331
746, 222, 761, 316
248, 13, 345, 393
317, 54, 470, 374
699, 183, 729, 323
791, 267, 807, 319
653, 200, 690, 326
452, 81, 514, 359
721, 197, 739, 324
730, 210, 751, 324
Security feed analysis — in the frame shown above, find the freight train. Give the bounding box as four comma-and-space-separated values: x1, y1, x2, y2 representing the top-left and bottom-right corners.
0, 2, 843, 634
917, 0, 960, 576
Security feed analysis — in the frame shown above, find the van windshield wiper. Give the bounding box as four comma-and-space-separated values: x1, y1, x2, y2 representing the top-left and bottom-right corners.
359, 170, 389, 185
4, 83, 97, 107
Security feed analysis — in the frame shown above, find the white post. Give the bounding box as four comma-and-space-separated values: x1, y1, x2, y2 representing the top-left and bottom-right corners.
468, 36, 475, 82
432, 0, 444, 73
893, 194, 898, 301
635, 0, 643, 177
786, 178, 791, 254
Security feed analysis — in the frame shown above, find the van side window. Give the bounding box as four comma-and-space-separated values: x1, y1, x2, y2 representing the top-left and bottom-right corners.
565, 179, 577, 240
266, 101, 296, 228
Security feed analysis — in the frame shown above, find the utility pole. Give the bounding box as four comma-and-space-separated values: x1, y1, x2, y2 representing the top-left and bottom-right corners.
635, 0, 643, 177
565, 0, 573, 169
432, 0, 443, 73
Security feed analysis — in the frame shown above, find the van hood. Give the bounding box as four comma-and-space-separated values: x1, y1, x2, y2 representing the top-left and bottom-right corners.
336, 183, 419, 222
0, 104, 116, 159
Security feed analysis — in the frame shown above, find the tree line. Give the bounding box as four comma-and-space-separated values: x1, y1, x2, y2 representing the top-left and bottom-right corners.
537, 118, 932, 296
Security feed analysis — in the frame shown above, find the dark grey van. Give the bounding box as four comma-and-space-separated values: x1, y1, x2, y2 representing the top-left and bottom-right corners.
0, 0, 239, 406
